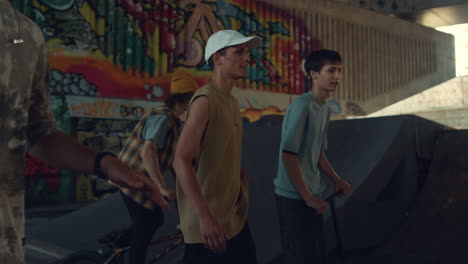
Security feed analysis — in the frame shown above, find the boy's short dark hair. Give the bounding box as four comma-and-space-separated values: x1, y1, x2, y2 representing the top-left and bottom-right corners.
304, 49, 342, 75
207, 48, 227, 70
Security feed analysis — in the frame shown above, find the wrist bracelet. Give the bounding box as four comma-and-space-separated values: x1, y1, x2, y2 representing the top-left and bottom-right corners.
94, 152, 116, 179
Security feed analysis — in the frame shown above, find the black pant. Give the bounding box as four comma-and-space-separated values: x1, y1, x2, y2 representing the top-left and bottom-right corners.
276, 195, 327, 264
121, 192, 164, 264
182, 223, 257, 264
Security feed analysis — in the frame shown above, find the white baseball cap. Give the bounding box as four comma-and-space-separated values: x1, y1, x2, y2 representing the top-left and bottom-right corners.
204, 30, 262, 64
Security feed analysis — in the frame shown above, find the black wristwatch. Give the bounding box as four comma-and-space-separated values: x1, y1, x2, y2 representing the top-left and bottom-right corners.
94, 152, 116, 179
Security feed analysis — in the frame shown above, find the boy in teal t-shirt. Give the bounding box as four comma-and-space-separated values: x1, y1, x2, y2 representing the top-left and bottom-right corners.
274, 49, 352, 264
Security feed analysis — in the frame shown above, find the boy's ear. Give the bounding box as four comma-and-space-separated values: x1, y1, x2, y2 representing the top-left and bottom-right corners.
212, 53, 222, 66
310, 70, 319, 80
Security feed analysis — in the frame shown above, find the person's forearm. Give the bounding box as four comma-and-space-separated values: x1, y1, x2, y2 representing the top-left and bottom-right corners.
173, 157, 211, 218
141, 144, 166, 189
282, 151, 316, 201
28, 131, 97, 174
318, 152, 340, 183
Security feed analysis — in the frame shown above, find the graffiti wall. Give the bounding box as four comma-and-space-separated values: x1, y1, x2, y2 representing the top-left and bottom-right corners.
15, 0, 319, 98
16, 0, 322, 203
74, 117, 139, 201
66, 96, 164, 119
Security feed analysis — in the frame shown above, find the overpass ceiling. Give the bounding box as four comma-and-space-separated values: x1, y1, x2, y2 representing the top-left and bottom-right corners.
398, 3, 468, 28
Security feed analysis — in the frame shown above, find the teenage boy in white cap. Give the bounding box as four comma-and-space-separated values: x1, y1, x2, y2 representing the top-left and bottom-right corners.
173, 30, 261, 264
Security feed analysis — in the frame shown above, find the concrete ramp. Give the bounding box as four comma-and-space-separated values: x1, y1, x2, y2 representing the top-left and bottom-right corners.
326, 115, 444, 251
28, 115, 448, 264
28, 181, 184, 263
370, 130, 468, 264
244, 115, 444, 263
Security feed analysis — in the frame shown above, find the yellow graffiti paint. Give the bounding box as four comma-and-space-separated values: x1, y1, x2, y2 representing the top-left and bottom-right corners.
31, 0, 47, 12
79, 2, 99, 35
230, 18, 242, 31
75, 175, 96, 201
97, 17, 105, 36
132, 20, 143, 38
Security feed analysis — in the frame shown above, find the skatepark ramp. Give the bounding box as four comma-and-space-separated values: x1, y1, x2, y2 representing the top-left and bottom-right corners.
29, 115, 466, 264
245, 115, 445, 263
365, 129, 468, 264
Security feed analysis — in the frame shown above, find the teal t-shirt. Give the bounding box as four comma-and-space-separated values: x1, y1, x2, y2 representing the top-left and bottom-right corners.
274, 92, 331, 200
142, 114, 170, 149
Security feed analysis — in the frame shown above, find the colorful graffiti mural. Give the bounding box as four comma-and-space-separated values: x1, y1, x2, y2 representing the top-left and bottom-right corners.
74, 118, 139, 201
66, 95, 163, 119
24, 96, 73, 207
16, 0, 322, 202
24, 153, 74, 206
15, 0, 320, 100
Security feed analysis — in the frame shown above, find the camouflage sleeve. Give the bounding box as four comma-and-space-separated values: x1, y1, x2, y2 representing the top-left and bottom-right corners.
27, 27, 57, 146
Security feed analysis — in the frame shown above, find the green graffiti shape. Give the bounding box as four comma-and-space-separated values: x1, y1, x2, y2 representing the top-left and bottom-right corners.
268, 22, 289, 35
38, 0, 76, 11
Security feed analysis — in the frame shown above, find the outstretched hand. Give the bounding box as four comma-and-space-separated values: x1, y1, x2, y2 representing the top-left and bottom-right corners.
102, 155, 170, 210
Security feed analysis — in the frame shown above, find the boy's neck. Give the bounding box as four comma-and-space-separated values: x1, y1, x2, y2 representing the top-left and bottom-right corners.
211, 70, 235, 96
311, 87, 329, 104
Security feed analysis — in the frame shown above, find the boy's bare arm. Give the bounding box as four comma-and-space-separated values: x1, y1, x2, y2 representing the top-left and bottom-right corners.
318, 152, 351, 196
173, 96, 228, 253
282, 151, 328, 214
141, 141, 174, 200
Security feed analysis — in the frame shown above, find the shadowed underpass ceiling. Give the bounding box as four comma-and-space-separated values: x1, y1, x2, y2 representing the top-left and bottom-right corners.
398, 3, 468, 28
